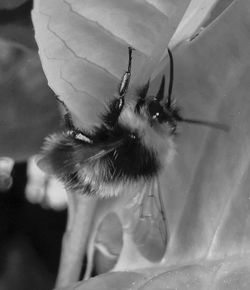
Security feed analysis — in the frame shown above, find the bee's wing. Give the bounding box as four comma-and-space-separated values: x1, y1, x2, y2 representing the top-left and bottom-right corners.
131, 178, 168, 262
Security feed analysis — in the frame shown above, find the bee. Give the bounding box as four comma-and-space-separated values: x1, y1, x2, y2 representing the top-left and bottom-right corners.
38, 47, 227, 261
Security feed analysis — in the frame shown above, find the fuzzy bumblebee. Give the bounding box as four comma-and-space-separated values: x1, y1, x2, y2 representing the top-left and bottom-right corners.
38, 48, 227, 261
38, 48, 226, 197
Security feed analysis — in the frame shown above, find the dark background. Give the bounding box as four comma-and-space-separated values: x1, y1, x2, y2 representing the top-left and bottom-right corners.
0, 1, 66, 289
0, 162, 66, 290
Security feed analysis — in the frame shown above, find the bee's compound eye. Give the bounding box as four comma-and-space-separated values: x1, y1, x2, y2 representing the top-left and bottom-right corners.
148, 100, 164, 121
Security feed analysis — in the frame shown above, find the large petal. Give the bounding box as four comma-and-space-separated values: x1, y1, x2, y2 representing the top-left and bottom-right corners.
32, 0, 191, 130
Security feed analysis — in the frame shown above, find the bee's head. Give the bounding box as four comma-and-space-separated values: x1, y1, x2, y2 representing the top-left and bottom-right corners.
136, 75, 181, 134
135, 48, 228, 133
136, 73, 228, 133
147, 97, 179, 132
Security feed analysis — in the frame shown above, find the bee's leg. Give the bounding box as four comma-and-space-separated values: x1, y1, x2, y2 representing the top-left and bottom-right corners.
119, 46, 134, 98
56, 97, 94, 142
104, 47, 134, 127
56, 97, 75, 131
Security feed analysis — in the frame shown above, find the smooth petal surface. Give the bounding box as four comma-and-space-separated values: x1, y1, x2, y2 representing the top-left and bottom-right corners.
170, 0, 222, 47
160, 0, 250, 266
56, 257, 250, 290
32, 0, 191, 130
92, 212, 123, 275
57, 272, 146, 290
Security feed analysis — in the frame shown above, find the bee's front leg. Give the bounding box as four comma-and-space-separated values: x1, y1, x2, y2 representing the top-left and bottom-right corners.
103, 47, 134, 128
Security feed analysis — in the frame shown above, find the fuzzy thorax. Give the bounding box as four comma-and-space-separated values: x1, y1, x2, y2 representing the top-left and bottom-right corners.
119, 102, 176, 166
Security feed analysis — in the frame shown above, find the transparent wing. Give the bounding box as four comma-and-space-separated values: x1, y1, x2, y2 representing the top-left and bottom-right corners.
131, 178, 168, 262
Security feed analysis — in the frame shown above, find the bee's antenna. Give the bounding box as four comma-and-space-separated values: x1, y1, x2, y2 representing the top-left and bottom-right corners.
178, 117, 229, 132
167, 48, 174, 108
164, 49, 229, 132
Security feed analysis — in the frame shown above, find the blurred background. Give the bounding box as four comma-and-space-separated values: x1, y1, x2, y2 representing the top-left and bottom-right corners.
0, 1, 67, 289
